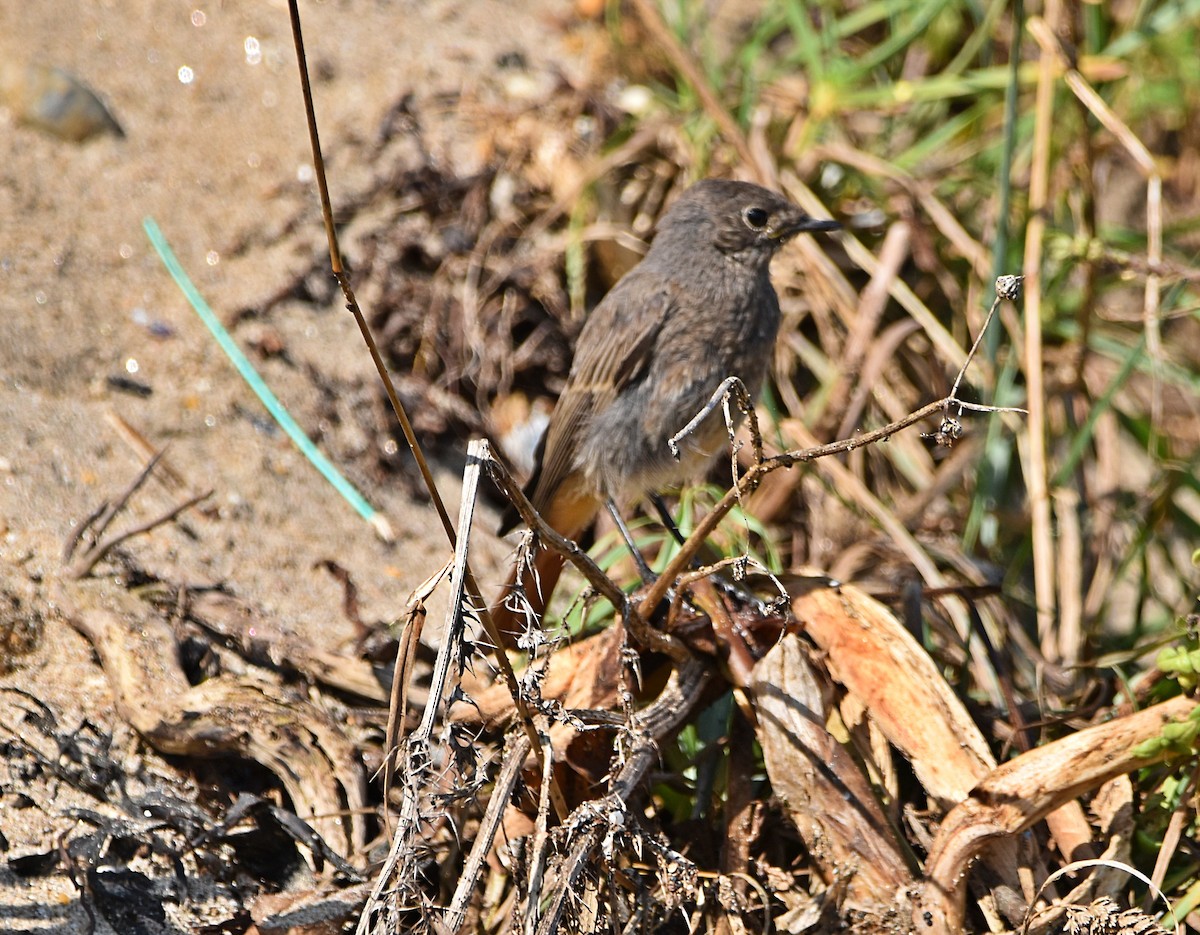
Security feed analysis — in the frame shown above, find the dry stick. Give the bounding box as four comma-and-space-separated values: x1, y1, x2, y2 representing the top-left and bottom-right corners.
380, 566, 437, 836
481, 441, 690, 664
668, 557, 771, 687
536, 829, 598, 935
66, 490, 214, 580
1023, 2, 1059, 657
483, 442, 627, 613
62, 498, 118, 566
535, 656, 711, 935
441, 732, 533, 933
720, 709, 757, 905
524, 732, 557, 935
63, 447, 167, 563
1053, 487, 1084, 668
358, 442, 484, 931
951, 279, 1016, 401
1025, 16, 1164, 435
690, 579, 761, 718
283, 0, 565, 820
63, 447, 213, 577
105, 412, 193, 493
668, 376, 763, 467
643, 399, 939, 617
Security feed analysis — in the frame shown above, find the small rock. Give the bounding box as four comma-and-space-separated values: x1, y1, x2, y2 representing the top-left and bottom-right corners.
0, 61, 124, 142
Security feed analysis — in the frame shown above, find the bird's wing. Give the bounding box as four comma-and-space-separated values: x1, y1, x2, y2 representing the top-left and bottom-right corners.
527, 271, 675, 514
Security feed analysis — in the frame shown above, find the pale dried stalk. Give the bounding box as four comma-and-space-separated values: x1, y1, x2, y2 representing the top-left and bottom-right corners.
359, 442, 488, 932
1026, 15, 1164, 433
1022, 0, 1059, 656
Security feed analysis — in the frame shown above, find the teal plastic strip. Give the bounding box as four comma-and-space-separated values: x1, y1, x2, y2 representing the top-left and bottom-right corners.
143, 216, 379, 526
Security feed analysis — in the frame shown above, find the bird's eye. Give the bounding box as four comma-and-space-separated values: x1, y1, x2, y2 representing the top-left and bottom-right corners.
743, 206, 770, 230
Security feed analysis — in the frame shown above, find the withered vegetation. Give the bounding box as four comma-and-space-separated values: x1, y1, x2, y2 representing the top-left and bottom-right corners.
20, 1, 1200, 934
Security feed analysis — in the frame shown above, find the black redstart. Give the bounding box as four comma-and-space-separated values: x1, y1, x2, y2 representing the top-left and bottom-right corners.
495, 178, 839, 639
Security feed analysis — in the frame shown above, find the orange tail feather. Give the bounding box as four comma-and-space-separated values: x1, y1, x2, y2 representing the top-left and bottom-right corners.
489, 483, 599, 651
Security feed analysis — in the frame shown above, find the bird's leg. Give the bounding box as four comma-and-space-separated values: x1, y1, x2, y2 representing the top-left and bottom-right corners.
605, 498, 657, 585
649, 493, 687, 546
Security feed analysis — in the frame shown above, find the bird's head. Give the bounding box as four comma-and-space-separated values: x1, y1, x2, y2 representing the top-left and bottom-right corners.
653, 178, 840, 269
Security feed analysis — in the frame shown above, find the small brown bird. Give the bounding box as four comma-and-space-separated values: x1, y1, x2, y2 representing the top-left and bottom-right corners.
494, 179, 838, 641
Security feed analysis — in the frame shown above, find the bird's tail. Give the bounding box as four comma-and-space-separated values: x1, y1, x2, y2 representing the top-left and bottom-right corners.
489, 487, 599, 651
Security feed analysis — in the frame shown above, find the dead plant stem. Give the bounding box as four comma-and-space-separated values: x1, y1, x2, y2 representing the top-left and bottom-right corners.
534, 657, 711, 934
641, 391, 1019, 618
442, 732, 532, 932
1024, 1, 1059, 655
284, 0, 561, 814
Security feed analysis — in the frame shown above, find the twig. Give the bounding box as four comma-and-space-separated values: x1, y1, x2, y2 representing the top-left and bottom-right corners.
482, 440, 691, 663
668, 376, 761, 467
667, 559, 766, 687
1023, 2, 1060, 655
380, 561, 446, 836
668, 375, 763, 552
359, 441, 496, 930
104, 413, 192, 493
949, 280, 1016, 401
62, 497, 115, 566
64, 448, 167, 564
64, 451, 213, 580
284, 0, 557, 804
1146, 758, 1200, 912
524, 732, 556, 935
67, 490, 213, 580
482, 442, 627, 613
441, 732, 533, 932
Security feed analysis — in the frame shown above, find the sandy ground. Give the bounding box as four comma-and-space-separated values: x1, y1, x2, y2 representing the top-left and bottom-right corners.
0, 1, 596, 929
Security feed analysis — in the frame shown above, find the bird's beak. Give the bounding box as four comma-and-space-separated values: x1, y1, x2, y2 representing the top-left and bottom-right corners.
771, 212, 841, 240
